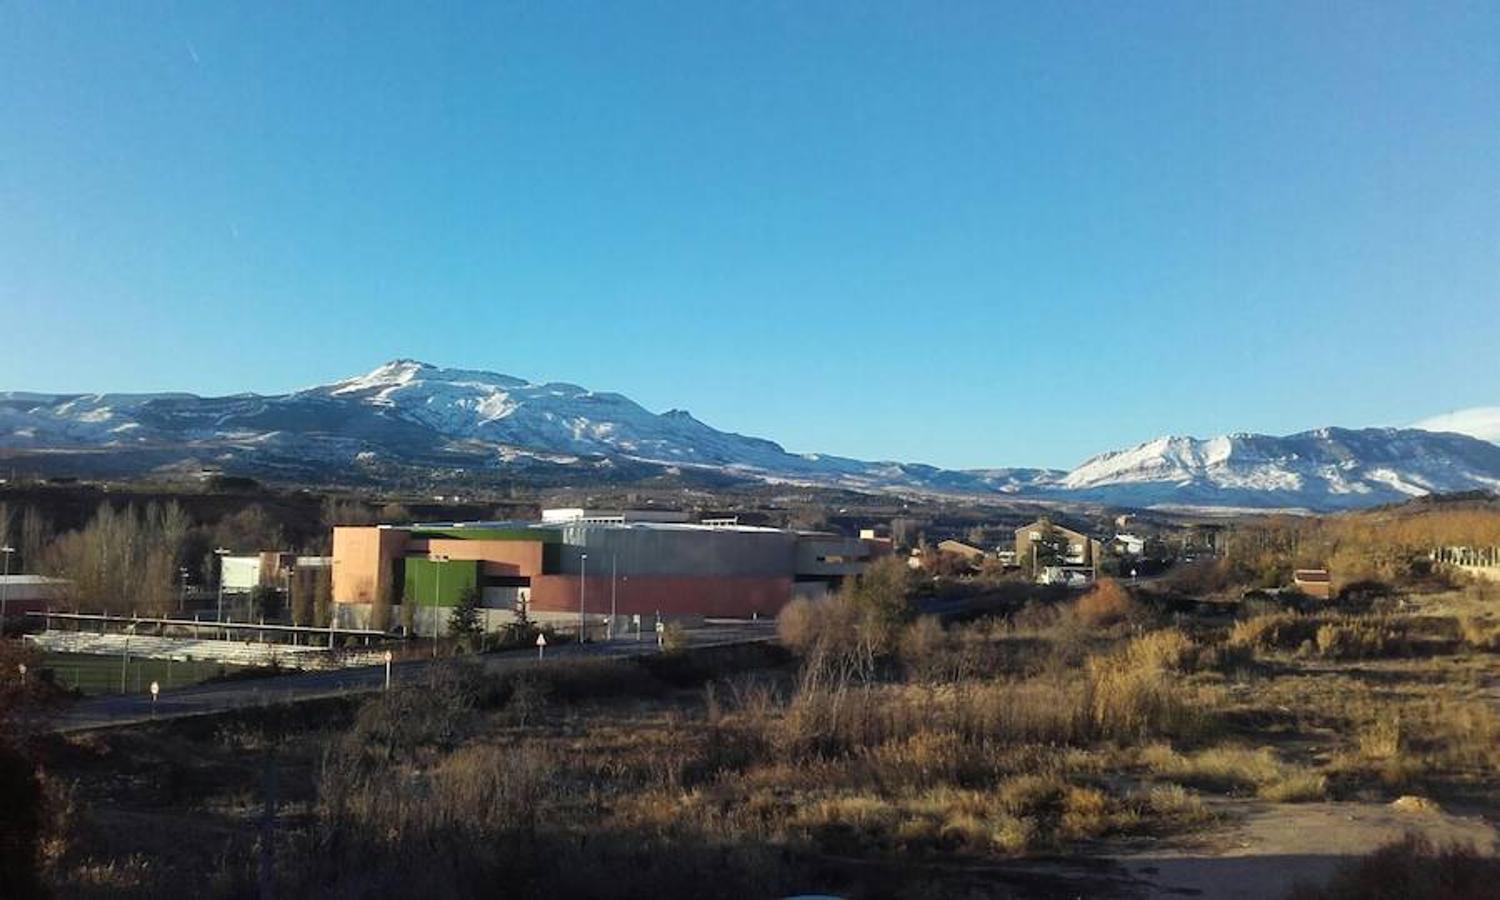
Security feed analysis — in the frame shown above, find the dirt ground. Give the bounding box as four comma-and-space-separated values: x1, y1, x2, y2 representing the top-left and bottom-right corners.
1109, 798, 1499, 898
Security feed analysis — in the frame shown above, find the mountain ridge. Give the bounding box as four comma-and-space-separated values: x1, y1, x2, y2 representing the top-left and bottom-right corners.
2, 360, 1497, 511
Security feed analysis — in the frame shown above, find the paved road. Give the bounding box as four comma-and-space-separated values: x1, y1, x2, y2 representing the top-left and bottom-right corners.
46, 619, 777, 733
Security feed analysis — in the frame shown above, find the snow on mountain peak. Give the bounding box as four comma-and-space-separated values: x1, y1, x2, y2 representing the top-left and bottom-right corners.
3, 360, 1500, 510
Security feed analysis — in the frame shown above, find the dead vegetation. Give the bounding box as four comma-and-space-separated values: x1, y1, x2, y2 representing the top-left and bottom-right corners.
13, 571, 1500, 898
1288, 833, 1500, 900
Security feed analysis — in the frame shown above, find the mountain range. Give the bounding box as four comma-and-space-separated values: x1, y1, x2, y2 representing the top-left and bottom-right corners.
2, 359, 1498, 511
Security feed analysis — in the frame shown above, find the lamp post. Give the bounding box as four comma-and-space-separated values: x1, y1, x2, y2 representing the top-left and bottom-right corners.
429, 553, 449, 657
609, 553, 617, 642
0, 545, 14, 627
119, 620, 139, 694
214, 547, 230, 634
578, 552, 588, 644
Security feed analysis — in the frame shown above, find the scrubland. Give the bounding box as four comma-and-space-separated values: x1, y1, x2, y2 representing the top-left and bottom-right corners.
9, 575, 1500, 898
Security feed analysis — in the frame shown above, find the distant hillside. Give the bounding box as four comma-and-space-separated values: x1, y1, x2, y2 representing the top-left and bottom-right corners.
2, 360, 1497, 511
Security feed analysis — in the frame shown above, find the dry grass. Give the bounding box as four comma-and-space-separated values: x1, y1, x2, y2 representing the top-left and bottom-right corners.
1139, 743, 1327, 802
33, 576, 1500, 898
1075, 578, 1140, 627
1458, 615, 1500, 652
1287, 833, 1500, 900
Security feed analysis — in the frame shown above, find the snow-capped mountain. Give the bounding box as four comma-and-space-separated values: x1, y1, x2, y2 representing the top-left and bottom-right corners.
0, 360, 1061, 496
1058, 428, 1500, 509
1411, 407, 1500, 446
2, 360, 1498, 510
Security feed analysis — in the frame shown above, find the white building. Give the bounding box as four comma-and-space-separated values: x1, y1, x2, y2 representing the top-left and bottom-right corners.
540, 508, 693, 525
221, 553, 332, 593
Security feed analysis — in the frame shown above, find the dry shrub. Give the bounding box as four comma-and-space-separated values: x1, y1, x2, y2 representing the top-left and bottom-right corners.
1229, 612, 1316, 652
777, 593, 882, 683
1075, 578, 1139, 627
1009, 599, 1062, 633
1143, 783, 1213, 824
1258, 770, 1329, 803
1458, 615, 1500, 652
1140, 743, 1325, 801
346, 663, 477, 761
1286, 833, 1500, 900
950, 677, 1095, 747
1315, 621, 1401, 660
1119, 628, 1198, 674
1232, 612, 1435, 660
429, 742, 555, 834
776, 597, 820, 652
1086, 651, 1217, 742
660, 621, 689, 653
1357, 711, 1407, 760
867, 731, 977, 789
899, 616, 962, 682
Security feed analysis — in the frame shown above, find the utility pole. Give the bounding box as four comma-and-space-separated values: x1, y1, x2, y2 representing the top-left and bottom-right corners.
0, 545, 13, 627
609, 553, 617, 641
214, 547, 230, 637
429, 554, 449, 657
578, 552, 588, 643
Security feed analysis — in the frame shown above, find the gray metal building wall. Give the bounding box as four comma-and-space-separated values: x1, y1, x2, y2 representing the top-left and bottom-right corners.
552, 524, 799, 577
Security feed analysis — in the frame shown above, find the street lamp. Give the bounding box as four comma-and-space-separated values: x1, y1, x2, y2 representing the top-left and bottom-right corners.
214, 548, 231, 632
429, 553, 449, 657
0, 545, 14, 628
120, 619, 140, 694
578, 552, 588, 644
609, 552, 617, 642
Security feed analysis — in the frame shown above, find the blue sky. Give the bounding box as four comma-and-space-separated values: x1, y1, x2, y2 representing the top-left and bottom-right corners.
2, 2, 1497, 469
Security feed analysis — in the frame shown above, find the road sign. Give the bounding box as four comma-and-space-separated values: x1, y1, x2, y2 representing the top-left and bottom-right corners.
149, 680, 160, 714
536, 632, 547, 660
383, 650, 394, 690
17, 662, 26, 683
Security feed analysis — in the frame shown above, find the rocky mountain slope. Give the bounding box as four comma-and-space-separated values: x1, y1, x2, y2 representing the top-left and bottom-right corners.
2, 360, 1497, 510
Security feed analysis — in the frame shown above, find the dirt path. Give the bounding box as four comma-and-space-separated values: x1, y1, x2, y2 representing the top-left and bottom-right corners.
1109, 799, 1499, 898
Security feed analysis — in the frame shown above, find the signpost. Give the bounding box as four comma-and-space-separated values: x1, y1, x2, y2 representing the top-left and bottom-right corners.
383, 650, 393, 690
149, 680, 160, 716
655, 620, 665, 649
17, 662, 26, 685
632, 613, 641, 642
536, 632, 547, 660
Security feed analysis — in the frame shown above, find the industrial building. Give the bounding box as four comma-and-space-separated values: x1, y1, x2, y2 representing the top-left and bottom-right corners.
220, 552, 332, 593
0, 574, 71, 619
330, 509, 886, 635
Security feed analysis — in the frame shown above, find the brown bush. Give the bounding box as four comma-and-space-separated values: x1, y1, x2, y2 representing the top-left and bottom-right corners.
776, 597, 820, 653
1286, 833, 1500, 900
1075, 579, 1139, 627
1458, 615, 1500, 652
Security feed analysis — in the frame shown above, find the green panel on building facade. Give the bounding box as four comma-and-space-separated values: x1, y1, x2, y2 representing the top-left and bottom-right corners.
403, 558, 479, 608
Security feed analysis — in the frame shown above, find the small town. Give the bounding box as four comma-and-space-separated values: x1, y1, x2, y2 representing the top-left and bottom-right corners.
4, 3, 1499, 899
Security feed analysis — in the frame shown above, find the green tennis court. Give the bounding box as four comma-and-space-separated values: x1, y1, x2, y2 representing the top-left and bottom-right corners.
41, 652, 246, 696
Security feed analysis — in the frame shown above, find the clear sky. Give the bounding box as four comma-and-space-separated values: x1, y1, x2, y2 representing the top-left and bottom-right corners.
2, 2, 1497, 470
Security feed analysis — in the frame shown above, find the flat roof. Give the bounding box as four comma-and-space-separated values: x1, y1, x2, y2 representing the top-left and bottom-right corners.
368, 519, 837, 538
